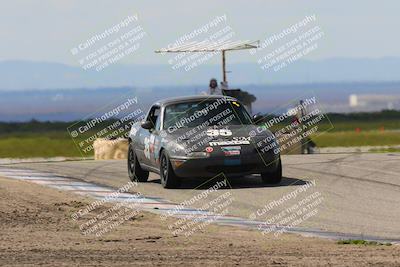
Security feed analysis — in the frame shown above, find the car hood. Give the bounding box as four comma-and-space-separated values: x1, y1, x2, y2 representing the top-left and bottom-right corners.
163, 124, 274, 152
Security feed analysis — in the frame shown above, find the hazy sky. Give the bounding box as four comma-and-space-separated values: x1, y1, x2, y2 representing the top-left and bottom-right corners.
1, 0, 399, 66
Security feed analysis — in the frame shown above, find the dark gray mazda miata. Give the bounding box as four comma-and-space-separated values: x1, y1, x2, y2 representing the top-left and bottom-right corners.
128, 95, 282, 188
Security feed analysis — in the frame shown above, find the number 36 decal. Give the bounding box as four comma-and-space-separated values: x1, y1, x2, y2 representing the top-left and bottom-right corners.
206, 129, 232, 137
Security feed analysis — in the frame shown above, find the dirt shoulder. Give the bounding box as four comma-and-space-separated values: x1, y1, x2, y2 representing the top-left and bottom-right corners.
0, 176, 399, 267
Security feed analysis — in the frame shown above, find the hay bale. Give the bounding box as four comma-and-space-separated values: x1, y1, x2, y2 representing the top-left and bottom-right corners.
93, 138, 129, 160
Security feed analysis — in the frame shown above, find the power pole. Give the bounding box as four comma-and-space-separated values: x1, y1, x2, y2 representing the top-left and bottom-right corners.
222, 50, 227, 83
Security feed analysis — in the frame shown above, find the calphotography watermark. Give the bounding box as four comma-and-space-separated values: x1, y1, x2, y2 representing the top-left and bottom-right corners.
250, 95, 333, 157
160, 97, 251, 161
250, 14, 324, 72
71, 181, 143, 237
67, 95, 145, 156
249, 180, 324, 237
159, 14, 236, 72
70, 14, 147, 72
161, 178, 235, 237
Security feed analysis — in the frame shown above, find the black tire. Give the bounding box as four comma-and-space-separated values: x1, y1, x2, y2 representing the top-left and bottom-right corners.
128, 144, 149, 182
261, 158, 282, 184
159, 150, 180, 189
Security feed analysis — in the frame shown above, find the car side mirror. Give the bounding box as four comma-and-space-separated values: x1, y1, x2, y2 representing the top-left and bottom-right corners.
252, 114, 263, 123
141, 120, 153, 130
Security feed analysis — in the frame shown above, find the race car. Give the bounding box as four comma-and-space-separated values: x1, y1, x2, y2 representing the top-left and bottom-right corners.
127, 95, 282, 188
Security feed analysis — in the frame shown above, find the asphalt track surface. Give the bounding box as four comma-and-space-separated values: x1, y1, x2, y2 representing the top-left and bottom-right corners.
2, 153, 400, 241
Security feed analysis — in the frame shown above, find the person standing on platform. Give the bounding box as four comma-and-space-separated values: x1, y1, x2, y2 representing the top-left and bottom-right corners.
209, 78, 222, 95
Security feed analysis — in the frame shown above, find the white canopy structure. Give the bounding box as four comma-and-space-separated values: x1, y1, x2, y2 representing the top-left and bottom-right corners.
155, 40, 259, 82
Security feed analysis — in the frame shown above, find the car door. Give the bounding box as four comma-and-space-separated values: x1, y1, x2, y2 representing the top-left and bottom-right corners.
149, 108, 162, 168
136, 105, 160, 168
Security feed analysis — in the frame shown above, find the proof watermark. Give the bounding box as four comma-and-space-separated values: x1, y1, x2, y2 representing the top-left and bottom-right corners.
67, 95, 145, 156
159, 97, 251, 159
249, 95, 333, 157
71, 181, 144, 237
159, 14, 236, 72
250, 14, 324, 72
79, 196, 143, 237
70, 14, 147, 71
161, 177, 235, 237
249, 180, 324, 237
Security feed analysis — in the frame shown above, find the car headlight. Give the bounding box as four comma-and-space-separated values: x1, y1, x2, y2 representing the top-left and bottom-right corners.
185, 151, 209, 158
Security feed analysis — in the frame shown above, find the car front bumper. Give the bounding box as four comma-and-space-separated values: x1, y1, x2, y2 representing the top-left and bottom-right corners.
170, 150, 280, 178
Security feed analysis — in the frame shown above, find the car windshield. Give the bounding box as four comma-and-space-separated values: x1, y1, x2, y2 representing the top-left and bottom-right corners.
163, 99, 253, 130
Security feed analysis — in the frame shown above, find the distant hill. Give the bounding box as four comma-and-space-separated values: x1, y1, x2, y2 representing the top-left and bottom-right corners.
1, 82, 400, 121
1, 58, 400, 90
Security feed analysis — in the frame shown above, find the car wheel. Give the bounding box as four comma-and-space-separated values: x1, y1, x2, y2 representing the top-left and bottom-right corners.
160, 150, 180, 189
261, 158, 282, 184
128, 144, 149, 182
